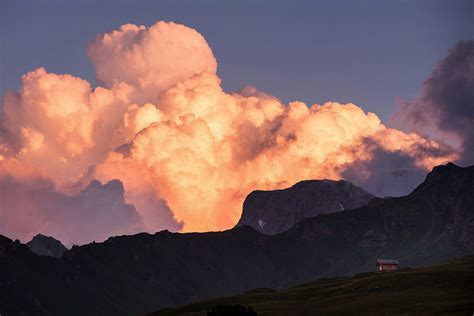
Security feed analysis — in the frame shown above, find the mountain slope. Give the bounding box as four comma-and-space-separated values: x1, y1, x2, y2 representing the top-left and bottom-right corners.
236, 180, 374, 234
0, 163, 473, 316
151, 255, 474, 315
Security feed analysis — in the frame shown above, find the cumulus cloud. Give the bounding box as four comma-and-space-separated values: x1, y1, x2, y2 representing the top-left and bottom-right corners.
87, 21, 217, 104
90, 74, 455, 231
0, 21, 461, 243
0, 67, 131, 184
398, 40, 474, 166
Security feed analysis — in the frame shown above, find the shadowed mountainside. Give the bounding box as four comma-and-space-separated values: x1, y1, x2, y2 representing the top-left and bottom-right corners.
0, 163, 473, 316
236, 180, 375, 234
151, 255, 474, 315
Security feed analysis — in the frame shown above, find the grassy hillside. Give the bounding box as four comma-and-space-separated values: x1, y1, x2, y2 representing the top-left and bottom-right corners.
151, 256, 474, 315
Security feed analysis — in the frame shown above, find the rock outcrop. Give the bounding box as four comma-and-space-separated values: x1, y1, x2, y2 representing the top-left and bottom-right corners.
27, 234, 67, 258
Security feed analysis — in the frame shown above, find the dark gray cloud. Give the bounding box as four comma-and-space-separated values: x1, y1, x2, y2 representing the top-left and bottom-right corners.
0, 176, 144, 246
342, 138, 453, 197
403, 40, 474, 165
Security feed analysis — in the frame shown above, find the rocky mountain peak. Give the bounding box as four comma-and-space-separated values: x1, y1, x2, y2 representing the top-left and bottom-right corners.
412, 162, 473, 195
236, 179, 375, 234
27, 234, 67, 258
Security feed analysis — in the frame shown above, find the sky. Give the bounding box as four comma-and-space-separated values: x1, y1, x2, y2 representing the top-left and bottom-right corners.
1, 0, 471, 122
0, 0, 472, 245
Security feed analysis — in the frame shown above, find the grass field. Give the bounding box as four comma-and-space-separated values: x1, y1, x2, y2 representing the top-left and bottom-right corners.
150, 256, 474, 315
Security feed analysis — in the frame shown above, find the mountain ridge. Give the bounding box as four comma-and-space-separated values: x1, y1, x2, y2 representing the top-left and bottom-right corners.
0, 162, 473, 316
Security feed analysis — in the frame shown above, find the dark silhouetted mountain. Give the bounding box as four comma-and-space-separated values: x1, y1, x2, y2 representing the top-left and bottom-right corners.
0, 162, 473, 316
26, 234, 67, 258
236, 180, 375, 234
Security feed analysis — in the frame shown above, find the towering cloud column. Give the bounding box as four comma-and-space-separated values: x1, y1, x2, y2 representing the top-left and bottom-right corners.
0, 21, 460, 244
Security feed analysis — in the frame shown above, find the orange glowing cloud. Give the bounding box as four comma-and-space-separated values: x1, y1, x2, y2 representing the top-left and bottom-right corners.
0, 21, 457, 243
87, 21, 217, 104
